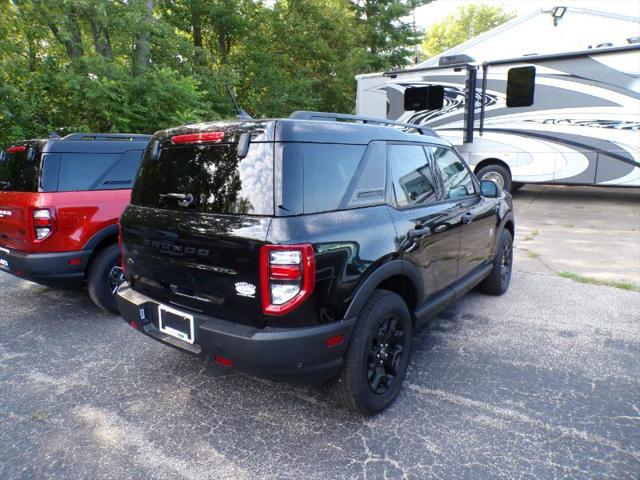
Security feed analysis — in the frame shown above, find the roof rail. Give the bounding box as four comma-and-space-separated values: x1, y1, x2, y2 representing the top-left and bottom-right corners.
289, 111, 437, 136
61, 133, 151, 142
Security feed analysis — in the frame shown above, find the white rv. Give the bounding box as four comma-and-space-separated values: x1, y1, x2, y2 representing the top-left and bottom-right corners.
356, 7, 640, 191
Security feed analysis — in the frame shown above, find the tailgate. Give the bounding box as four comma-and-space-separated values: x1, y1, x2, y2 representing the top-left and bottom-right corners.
0, 192, 37, 251
121, 206, 271, 327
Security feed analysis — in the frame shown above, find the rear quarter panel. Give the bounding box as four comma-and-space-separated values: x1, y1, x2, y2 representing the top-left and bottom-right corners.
18, 189, 130, 253
267, 206, 397, 327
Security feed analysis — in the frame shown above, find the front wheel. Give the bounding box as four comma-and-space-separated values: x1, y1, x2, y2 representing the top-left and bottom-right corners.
479, 229, 513, 295
329, 290, 412, 415
87, 244, 123, 314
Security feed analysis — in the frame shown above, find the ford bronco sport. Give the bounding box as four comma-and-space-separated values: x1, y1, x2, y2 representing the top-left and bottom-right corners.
116, 112, 514, 414
0, 133, 150, 313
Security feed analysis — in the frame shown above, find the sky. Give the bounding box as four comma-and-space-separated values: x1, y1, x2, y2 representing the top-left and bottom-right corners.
414, 0, 640, 30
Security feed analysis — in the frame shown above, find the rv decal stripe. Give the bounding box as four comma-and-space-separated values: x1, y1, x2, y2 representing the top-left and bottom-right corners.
479, 128, 640, 168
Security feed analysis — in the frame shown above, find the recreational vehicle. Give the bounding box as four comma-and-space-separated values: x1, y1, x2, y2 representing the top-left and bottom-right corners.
356, 7, 640, 191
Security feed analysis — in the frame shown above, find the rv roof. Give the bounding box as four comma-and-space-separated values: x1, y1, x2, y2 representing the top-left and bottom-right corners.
383, 44, 640, 77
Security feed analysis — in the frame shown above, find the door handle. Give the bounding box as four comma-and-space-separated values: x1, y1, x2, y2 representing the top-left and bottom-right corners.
407, 225, 431, 239
462, 212, 475, 224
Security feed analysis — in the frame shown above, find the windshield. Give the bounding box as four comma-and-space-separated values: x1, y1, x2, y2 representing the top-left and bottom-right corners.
132, 142, 274, 215
0, 146, 40, 192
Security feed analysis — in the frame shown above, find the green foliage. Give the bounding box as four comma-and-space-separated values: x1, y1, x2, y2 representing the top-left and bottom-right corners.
354, 0, 432, 72
422, 3, 516, 57
0, 0, 430, 147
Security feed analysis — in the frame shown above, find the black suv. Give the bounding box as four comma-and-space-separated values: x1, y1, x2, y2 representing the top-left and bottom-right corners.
116, 112, 514, 414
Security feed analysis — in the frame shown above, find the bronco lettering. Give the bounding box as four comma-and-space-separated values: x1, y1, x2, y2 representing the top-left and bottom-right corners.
142, 238, 210, 256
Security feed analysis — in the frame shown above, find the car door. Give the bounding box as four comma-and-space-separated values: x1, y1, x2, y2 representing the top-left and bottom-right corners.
429, 146, 497, 279
385, 143, 463, 297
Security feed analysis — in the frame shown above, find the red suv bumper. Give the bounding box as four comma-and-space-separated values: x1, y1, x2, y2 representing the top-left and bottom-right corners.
0, 246, 91, 288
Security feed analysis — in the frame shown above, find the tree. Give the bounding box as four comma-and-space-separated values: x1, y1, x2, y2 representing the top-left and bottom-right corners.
353, 0, 432, 72
422, 4, 515, 57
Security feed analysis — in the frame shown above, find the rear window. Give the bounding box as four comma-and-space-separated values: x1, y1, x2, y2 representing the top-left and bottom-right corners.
280, 143, 366, 214
0, 147, 40, 192
132, 142, 274, 215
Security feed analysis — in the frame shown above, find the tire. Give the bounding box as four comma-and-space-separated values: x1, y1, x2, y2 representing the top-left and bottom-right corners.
476, 163, 512, 193
87, 244, 123, 314
329, 289, 412, 415
510, 182, 524, 193
479, 229, 513, 295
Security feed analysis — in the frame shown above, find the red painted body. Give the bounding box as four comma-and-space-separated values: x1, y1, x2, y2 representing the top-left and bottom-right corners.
0, 189, 131, 253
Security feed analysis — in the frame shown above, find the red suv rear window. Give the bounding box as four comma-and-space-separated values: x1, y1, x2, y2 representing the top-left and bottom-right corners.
0, 146, 40, 192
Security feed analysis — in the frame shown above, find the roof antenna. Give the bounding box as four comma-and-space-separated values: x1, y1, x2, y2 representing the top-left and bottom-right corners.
224, 82, 252, 120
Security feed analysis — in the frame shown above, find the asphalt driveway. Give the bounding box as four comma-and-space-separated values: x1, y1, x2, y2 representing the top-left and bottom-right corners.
0, 186, 639, 479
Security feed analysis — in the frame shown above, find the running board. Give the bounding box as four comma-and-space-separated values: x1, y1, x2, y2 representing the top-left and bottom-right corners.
413, 263, 493, 329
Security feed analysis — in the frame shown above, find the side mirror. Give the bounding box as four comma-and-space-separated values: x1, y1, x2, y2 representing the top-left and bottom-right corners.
480, 179, 502, 198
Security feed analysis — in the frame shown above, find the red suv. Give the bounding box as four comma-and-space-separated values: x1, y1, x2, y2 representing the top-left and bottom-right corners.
0, 133, 150, 312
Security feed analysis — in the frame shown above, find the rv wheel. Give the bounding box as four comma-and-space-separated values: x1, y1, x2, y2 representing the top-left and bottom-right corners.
477, 164, 511, 192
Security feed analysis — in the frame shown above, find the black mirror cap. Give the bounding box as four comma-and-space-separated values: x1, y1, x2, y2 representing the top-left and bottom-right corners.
480, 179, 501, 198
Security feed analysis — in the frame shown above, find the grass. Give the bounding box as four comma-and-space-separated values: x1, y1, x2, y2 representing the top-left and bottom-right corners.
523, 229, 540, 242
557, 271, 640, 292
526, 250, 541, 259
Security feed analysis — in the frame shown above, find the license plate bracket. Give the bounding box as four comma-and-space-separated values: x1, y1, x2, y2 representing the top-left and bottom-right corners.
158, 304, 195, 344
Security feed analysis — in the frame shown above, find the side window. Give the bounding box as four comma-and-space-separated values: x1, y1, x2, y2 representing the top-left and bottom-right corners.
58, 153, 119, 191
388, 144, 438, 207
281, 143, 365, 214
102, 150, 144, 188
430, 147, 476, 199
58, 151, 143, 191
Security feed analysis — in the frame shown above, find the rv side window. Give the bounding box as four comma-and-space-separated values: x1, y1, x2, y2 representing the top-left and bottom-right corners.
404, 85, 445, 111
506, 66, 536, 108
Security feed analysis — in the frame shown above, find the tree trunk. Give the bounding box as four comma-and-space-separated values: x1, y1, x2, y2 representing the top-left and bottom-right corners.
47, 1, 84, 60
133, 0, 154, 76
191, 0, 207, 66
85, 5, 114, 60
26, 33, 37, 72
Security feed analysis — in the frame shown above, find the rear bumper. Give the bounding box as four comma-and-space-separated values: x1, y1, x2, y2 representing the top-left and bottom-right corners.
116, 282, 356, 384
0, 246, 90, 288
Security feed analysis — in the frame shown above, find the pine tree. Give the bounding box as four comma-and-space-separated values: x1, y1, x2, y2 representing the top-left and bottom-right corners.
352, 0, 432, 72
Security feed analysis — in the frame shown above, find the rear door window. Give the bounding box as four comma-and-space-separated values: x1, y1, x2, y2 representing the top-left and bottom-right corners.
280, 143, 366, 214
388, 144, 438, 207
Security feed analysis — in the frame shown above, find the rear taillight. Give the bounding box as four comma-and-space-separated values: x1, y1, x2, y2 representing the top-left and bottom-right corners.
7, 145, 26, 154
260, 244, 315, 316
171, 132, 225, 145
33, 209, 53, 241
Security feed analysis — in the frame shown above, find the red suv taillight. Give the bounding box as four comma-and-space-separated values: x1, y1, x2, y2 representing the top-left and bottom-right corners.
32, 208, 54, 241
260, 244, 315, 316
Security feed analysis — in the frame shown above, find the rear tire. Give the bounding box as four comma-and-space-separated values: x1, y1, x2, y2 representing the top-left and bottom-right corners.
87, 244, 122, 314
329, 290, 412, 415
479, 229, 513, 295
477, 163, 512, 193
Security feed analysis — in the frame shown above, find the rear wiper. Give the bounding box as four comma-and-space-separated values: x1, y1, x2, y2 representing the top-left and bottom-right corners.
159, 193, 195, 208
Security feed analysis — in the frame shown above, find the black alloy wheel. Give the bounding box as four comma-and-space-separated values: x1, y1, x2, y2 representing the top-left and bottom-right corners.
367, 314, 406, 395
